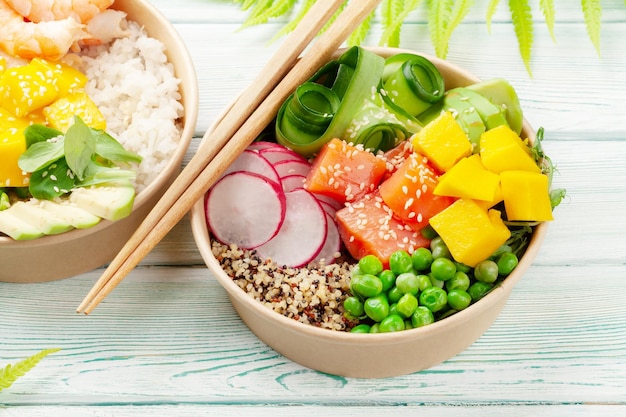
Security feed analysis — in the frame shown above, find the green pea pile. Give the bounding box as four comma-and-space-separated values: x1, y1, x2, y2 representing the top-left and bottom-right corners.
344, 236, 519, 333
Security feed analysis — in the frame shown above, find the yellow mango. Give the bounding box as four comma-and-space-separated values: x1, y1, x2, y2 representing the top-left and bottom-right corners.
30, 58, 88, 97
479, 124, 540, 174
0, 57, 6, 74
429, 199, 511, 267
0, 64, 59, 117
474, 182, 503, 210
411, 111, 472, 172
434, 154, 500, 201
500, 170, 553, 221
44, 91, 107, 131
0, 108, 30, 187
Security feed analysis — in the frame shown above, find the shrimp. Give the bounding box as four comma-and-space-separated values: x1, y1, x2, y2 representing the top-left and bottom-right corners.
5, 0, 114, 23
0, 0, 89, 61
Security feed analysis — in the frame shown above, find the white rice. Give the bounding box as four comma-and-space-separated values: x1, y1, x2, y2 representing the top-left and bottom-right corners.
78, 20, 184, 192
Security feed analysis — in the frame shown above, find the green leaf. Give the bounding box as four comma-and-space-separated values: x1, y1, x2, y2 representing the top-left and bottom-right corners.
348, 11, 374, 46
242, 0, 298, 28
508, 0, 534, 76
78, 165, 137, 187
582, 0, 601, 56
0, 349, 60, 392
23, 124, 63, 148
539, 0, 556, 42
486, 0, 502, 33
270, 0, 316, 41
428, 0, 472, 59
64, 116, 96, 182
17, 139, 65, 173
29, 158, 76, 199
92, 129, 143, 165
379, 0, 424, 47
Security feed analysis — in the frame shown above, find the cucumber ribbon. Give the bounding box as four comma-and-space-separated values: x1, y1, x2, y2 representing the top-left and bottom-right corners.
275, 46, 444, 157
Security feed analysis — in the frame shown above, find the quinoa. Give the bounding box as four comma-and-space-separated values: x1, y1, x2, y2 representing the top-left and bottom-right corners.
211, 240, 359, 331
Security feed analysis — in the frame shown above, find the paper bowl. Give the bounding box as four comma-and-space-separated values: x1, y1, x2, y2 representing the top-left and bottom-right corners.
0, 0, 198, 283
190, 47, 547, 378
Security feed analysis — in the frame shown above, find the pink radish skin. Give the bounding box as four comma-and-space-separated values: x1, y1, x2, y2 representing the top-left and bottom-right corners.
311, 212, 341, 265
273, 159, 311, 179
280, 174, 306, 192
312, 193, 343, 211
206, 172, 286, 249
247, 141, 284, 152
255, 188, 327, 268
222, 149, 281, 185
259, 147, 309, 165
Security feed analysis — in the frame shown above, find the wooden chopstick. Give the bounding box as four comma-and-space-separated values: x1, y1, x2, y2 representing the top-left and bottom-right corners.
77, 0, 383, 314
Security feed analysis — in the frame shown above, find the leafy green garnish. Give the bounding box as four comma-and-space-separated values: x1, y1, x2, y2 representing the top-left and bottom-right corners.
0, 348, 60, 392
18, 116, 142, 200
530, 127, 566, 210
232, 0, 609, 75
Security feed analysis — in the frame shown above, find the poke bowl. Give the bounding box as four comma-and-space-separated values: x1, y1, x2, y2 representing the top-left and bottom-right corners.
190, 46, 557, 378
0, 0, 198, 283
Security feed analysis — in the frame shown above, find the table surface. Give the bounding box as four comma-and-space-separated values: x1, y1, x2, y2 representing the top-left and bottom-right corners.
2, 1, 626, 416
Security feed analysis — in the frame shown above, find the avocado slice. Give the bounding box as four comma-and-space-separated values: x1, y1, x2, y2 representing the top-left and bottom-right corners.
38, 199, 102, 229
441, 90, 486, 152
70, 180, 136, 221
9, 201, 74, 235
466, 78, 524, 135
0, 207, 45, 240
450, 87, 509, 130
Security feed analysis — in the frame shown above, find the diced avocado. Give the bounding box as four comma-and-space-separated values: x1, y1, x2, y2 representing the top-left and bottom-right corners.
0, 208, 45, 240
466, 78, 524, 135
38, 199, 102, 229
10, 201, 74, 235
70, 180, 136, 221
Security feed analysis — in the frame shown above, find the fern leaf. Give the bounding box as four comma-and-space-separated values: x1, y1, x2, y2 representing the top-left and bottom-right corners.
428, 0, 454, 58
269, 0, 316, 41
242, 0, 298, 28
539, 0, 556, 42
443, 0, 473, 51
509, 0, 534, 76
486, 0, 501, 33
0, 349, 60, 392
581, 0, 602, 56
348, 11, 374, 46
380, 0, 424, 47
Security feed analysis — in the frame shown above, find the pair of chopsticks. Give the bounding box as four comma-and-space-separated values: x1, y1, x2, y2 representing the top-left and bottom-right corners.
77, 0, 384, 314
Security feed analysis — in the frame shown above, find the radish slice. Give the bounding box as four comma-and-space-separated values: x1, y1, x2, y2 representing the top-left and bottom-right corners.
255, 188, 327, 268
273, 159, 311, 178
312, 193, 343, 211
222, 149, 280, 185
281, 174, 306, 192
319, 200, 338, 217
259, 147, 309, 165
206, 172, 286, 249
247, 141, 284, 152
311, 212, 341, 265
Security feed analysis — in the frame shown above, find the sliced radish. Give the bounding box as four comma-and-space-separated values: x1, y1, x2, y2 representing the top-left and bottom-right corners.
259, 147, 309, 165
311, 212, 341, 265
247, 141, 284, 152
222, 149, 280, 185
281, 174, 306, 192
312, 192, 343, 211
319, 200, 338, 217
255, 188, 327, 268
273, 159, 311, 179
206, 171, 286, 249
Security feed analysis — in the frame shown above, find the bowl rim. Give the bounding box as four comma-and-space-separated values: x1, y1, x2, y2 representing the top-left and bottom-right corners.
190, 46, 548, 345
0, 0, 199, 248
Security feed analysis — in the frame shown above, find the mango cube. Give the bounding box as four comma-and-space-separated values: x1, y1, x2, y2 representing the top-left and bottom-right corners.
44, 91, 107, 131
0, 108, 30, 187
429, 199, 511, 267
500, 170, 553, 221
434, 154, 500, 202
479, 124, 540, 173
411, 111, 472, 172
0, 64, 59, 117
30, 58, 87, 97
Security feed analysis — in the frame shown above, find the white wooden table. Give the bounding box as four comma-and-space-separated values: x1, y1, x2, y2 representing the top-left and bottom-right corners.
2, 1, 626, 415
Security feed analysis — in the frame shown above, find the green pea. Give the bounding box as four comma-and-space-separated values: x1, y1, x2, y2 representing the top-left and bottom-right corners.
379, 314, 405, 332
446, 271, 470, 292
419, 286, 448, 312
447, 289, 472, 310
378, 269, 396, 292
411, 247, 433, 271
430, 236, 451, 259
468, 281, 494, 301
364, 293, 390, 322
411, 306, 435, 328
428, 273, 445, 289
350, 273, 383, 298
455, 262, 472, 274
389, 250, 413, 275
474, 260, 499, 283
343, 296, 364, 318
395, 272, 420, 295
431, 257, 457, 281
369, 323, 381, 333
359, 254, 384, 276
420, 224, 438, 240
350, 264, 364, 276
417, 274, 432, 291
497, 252, 519, 276
396, 292, 418, 318
350, 323, 371, 333
404, 319, 414, 330
389, 303, 399, 317
387, 286, 404, 304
